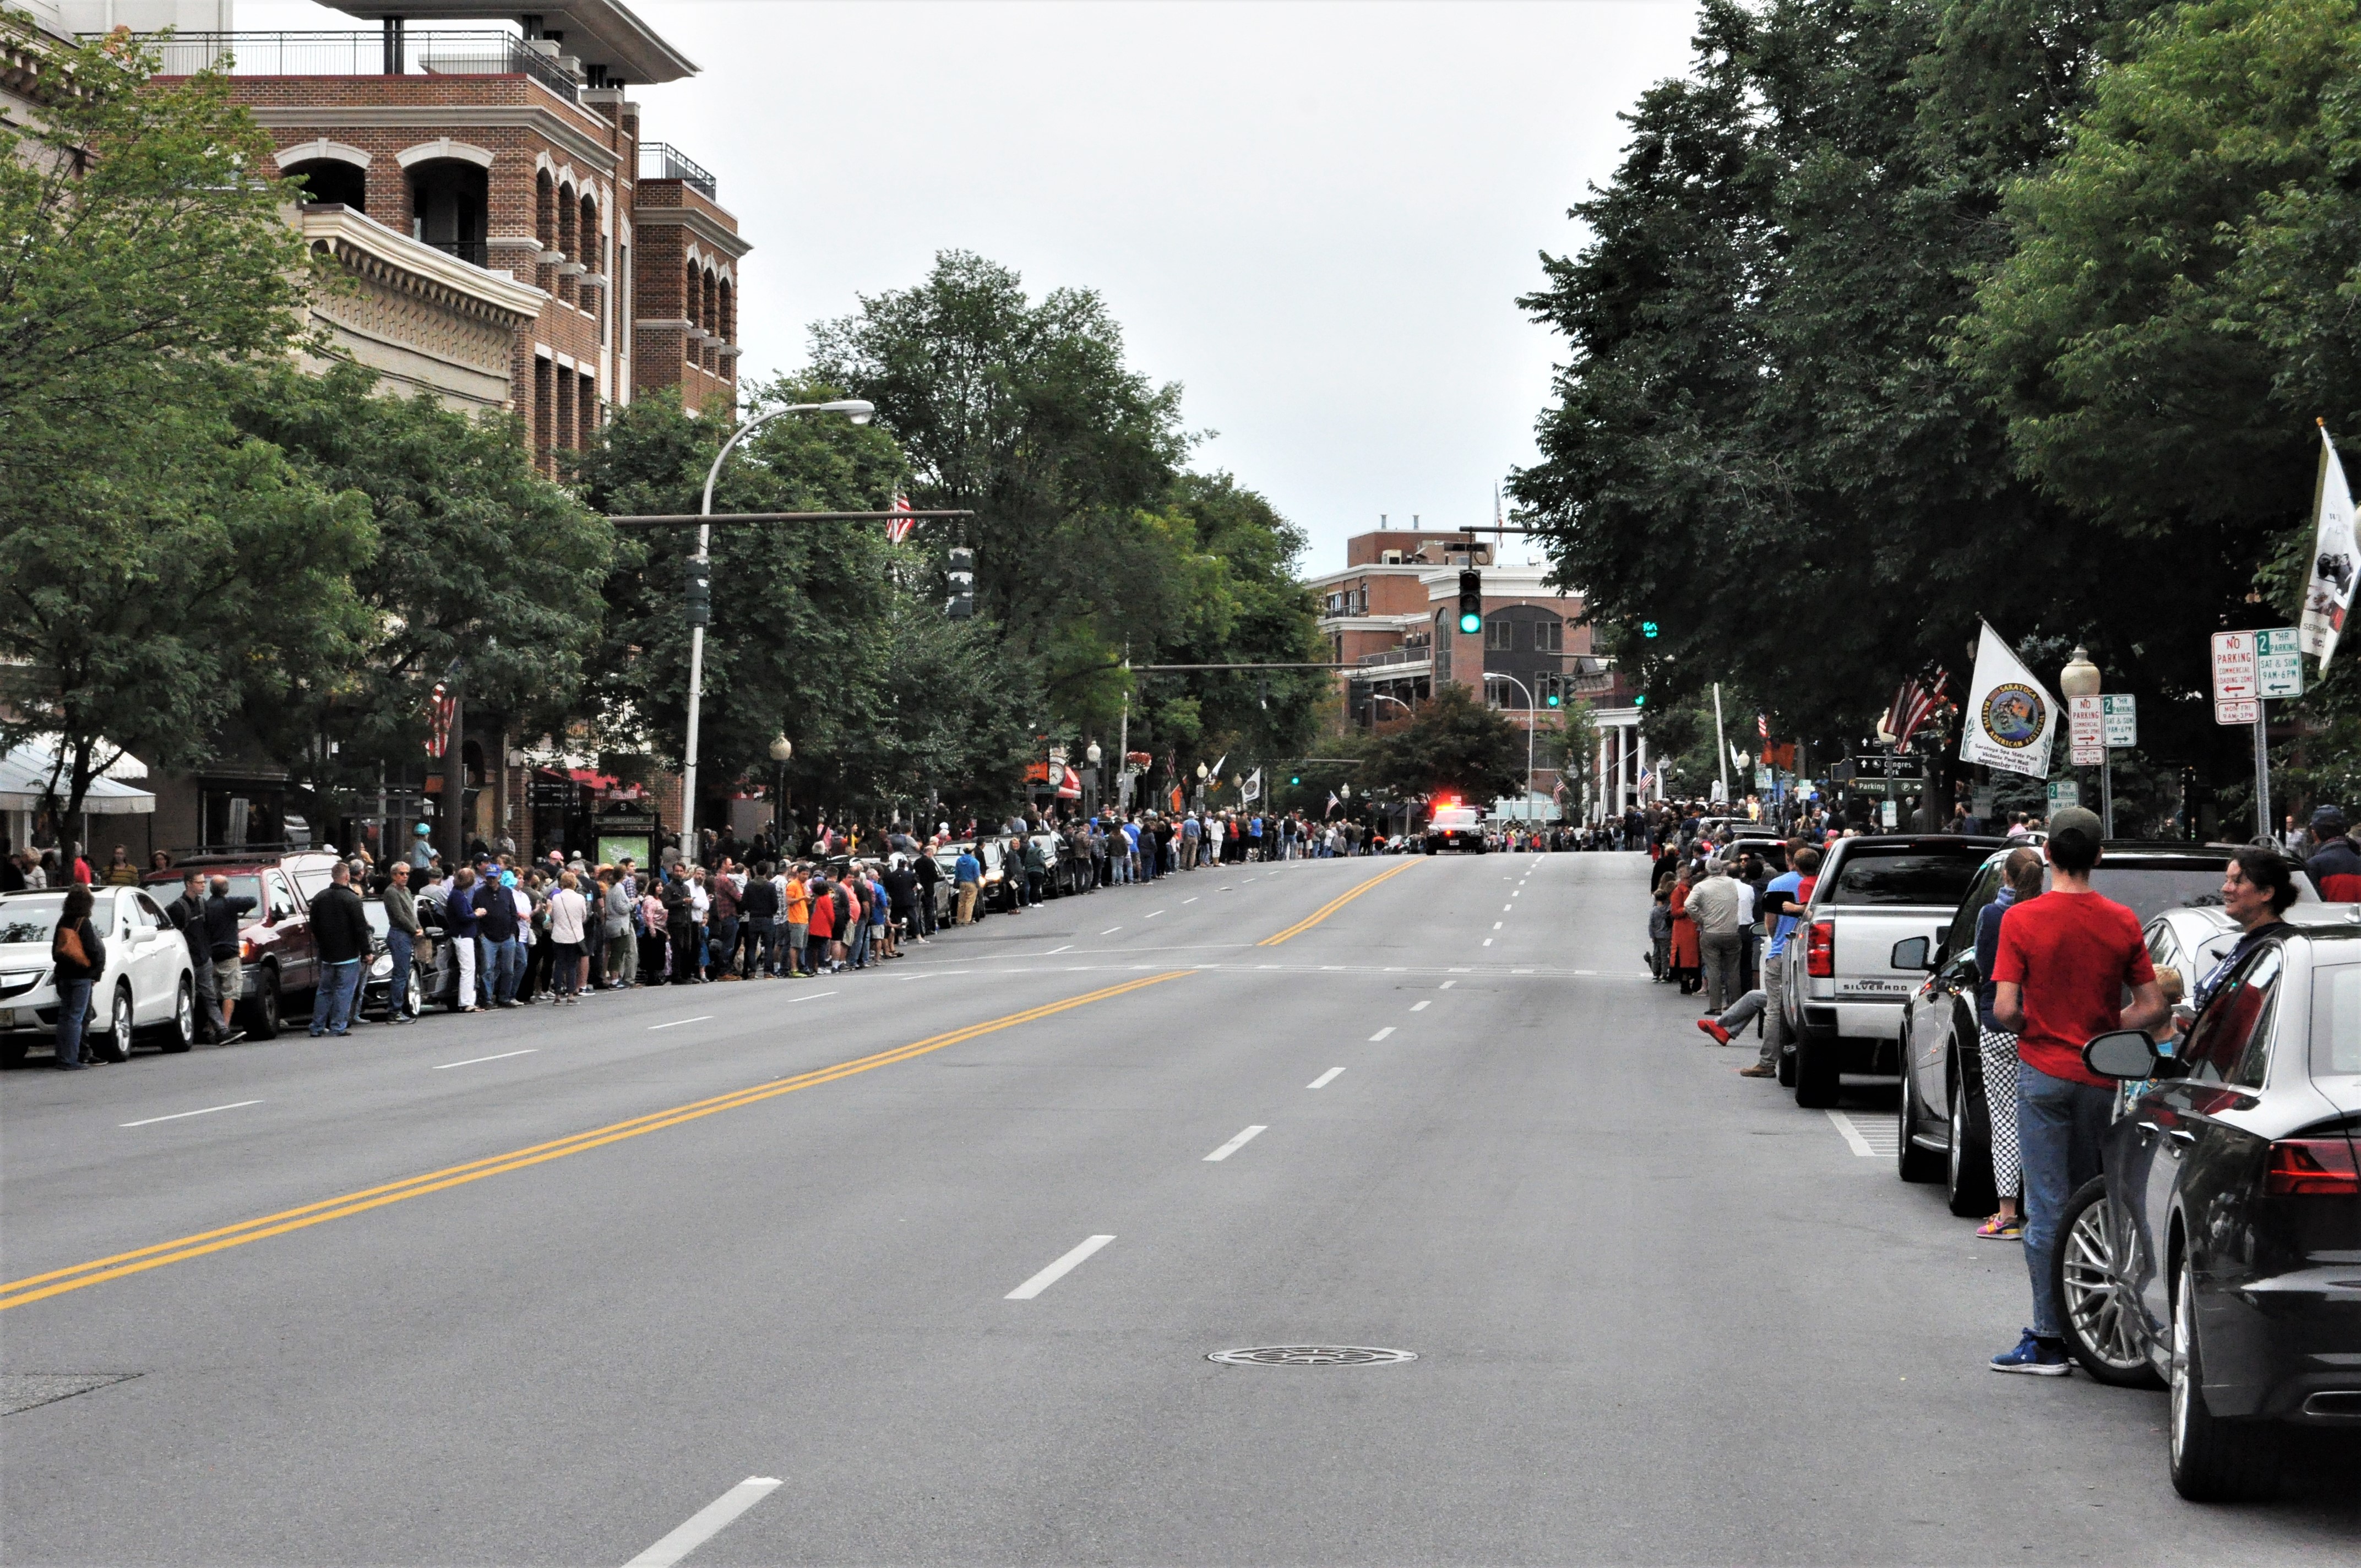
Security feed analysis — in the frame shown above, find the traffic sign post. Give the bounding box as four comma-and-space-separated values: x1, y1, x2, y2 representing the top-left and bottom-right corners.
2047, 779, 2080, 812
2212, 629, 2298, 843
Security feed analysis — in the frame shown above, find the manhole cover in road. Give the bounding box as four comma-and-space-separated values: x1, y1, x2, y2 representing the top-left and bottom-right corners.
1206, 1346, 1417, 1366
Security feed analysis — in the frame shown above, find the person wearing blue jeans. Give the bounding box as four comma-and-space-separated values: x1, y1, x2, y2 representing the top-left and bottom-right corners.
312, 959, 362, 1036
54, 978, 93, 1068
487, 937, 524, 1005
1987, 807, 2164, 1375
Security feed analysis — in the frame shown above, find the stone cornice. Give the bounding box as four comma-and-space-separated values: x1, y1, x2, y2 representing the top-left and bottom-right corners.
301, 204, 547, 326
251, 104, 622, 178
629, 203, 750, 259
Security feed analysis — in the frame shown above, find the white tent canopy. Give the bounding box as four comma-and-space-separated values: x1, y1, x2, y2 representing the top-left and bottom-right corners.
1, 743, 156, 815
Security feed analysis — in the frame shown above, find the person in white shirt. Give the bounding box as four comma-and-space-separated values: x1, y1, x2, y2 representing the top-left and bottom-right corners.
545, 871, 590, 1003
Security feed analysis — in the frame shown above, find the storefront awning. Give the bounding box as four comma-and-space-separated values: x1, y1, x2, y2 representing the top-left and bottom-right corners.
1, 743, 157, 815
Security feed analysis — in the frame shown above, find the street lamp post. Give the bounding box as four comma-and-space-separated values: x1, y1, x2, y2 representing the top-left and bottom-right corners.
2059, 645, 2109, 839
679, 399, 873, 867
1369, 691, 1412, 723
1483, 671, 1539, 820
768, 734, 793, 853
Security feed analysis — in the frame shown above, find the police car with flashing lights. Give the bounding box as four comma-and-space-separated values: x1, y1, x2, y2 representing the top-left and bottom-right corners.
1423, 802, 1488, 855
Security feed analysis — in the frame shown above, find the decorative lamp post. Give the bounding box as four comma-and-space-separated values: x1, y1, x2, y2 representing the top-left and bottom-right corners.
2059, 645, 2110, 838
768, 734, 793, 852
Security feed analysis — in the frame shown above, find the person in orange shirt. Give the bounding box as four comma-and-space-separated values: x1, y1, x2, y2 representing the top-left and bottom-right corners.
784, 864, 813, 978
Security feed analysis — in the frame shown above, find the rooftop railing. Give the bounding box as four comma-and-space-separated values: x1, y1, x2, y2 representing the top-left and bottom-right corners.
124, 31, 578, 99
638, 142, 716, 199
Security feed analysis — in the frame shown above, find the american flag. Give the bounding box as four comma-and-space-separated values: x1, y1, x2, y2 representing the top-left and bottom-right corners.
1882, 668, 1952, 751
885, 493, 916, 544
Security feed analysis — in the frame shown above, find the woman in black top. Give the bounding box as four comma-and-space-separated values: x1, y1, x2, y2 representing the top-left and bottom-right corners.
50, 886, 106, 1069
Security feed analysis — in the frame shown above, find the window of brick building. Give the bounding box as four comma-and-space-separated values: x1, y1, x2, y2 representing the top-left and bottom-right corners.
555, 367, 576, 455
286, 157, 366, 211
533, 357, 553, 472
408, 160, 487, 267
578, 371, 596, 451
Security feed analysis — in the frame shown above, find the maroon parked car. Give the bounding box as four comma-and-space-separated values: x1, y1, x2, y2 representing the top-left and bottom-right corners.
144, 850, 341, 1038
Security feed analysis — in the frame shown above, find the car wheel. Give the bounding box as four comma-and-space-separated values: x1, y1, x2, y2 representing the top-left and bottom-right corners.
1946, 1074, 1998, 1217
2054, 1177, 2162, 1387
101, 981, 135, 1062
1792, 1031, 1838, 1108
1897, 1069, 1943, 1182
243, 966, 282, 1040
2169, 1249, 2281, 1500
159, 976, 195, 1053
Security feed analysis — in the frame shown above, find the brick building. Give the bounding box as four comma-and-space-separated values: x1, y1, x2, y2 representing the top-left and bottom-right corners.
140, 0, 747, 470
1308, 522, 1615, 816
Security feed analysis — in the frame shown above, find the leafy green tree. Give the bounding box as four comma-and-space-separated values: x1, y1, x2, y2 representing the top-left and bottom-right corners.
577, 385, 1038, 823
223, 364, 618, 812
1361, 684, 1530, 804
1509, 0, 2243, 771
809, 252, 1323, 776
0, 26, 368, 824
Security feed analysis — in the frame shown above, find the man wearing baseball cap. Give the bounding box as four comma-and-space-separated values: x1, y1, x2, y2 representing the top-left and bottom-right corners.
1987, 805, 2169, 1375
2303, 805, 2361, 902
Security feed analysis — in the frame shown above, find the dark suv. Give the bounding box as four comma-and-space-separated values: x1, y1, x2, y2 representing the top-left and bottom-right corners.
144, 849, 341, 1038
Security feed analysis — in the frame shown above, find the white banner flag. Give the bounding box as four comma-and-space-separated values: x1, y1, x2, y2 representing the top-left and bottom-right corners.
2300, 424, 2357, 672
1241, 767, 1261, 803
1957, 620, 2058, 780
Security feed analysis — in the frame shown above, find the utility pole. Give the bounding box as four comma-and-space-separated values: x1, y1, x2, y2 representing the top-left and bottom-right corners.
1712, 683, 1729, 803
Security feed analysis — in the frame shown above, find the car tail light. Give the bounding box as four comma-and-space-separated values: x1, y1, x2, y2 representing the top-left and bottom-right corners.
1805, 919, 1835, 978
2265, 1138, 2361, 1197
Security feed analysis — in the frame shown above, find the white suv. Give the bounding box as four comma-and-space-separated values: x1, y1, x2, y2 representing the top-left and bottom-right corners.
0, 888, 198, 1066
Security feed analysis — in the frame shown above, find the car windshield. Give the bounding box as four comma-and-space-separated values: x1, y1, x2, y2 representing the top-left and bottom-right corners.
2309, 960, 2361, 1079
1825, 851, 1987, 907
0, 892, 117, 944
1433, 810, 1479, 829
362, 901, 390, 937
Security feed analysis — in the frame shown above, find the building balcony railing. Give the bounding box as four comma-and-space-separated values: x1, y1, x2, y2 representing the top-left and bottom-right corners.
1356, 646, 1429, 669
638, 143, 717, 200
420, 238, 490, 266
126, 31, 579, 99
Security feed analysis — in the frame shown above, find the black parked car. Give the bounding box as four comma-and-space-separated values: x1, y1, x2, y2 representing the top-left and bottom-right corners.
360, 894, 459, 1017
2060, 927, 2360, 1500
1895, 843, 2323, 1216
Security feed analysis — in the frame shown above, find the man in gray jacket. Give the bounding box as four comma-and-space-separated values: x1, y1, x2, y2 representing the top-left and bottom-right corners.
380, 861, 423, 1022
1686, 858, 1746, 1016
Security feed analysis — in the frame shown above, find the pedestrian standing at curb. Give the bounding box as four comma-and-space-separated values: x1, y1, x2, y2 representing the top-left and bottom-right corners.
381, 861, 422, 1023
1988, 805, 2166, 1376
164, 869, 223, 1044
1666, 864, 1701, 995
48, 885, 104, 1069
307, 861, 369, 1038
1647, 886, 1672, 981
2301, 805, 2361, 901
1972, 846, 2044, 1239
447, 867, 482, 1010
1687, 857, 1745, 1016
205, 873, 255, 1039
1724, 842, 1816, 1075
546, 870, 589, 1004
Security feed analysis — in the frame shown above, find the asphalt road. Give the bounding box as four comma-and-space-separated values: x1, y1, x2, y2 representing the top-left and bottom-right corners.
2, 852, 2354, 1565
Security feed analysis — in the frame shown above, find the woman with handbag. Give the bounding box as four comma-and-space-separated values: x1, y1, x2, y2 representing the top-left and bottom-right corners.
49, 886, 106, 1069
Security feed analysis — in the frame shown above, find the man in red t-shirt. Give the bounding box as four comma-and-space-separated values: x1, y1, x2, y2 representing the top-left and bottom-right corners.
1987, 805, 2166, 1375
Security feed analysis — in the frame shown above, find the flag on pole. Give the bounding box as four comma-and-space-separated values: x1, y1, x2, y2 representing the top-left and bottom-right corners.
1879, 669, 1951, 752
2300, 424, 2357, 672
1729, 742, 1750, 771
1957, 620, 2057, 780
1241, 767, 1262, 803
885, 492, 917, 544
1325, 791, 1340, 817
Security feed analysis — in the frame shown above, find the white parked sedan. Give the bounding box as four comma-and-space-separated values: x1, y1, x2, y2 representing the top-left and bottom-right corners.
0, 888, 198, 1066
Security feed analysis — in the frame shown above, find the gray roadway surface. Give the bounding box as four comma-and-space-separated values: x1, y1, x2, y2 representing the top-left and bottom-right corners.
2, 853, 2354, 1566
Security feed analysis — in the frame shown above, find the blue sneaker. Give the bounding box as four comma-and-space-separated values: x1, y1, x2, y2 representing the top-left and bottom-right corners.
1990, 1329, 2070, 1376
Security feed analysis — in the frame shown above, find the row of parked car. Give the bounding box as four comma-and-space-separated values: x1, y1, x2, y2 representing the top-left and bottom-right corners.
1724, 831, 2358, 1501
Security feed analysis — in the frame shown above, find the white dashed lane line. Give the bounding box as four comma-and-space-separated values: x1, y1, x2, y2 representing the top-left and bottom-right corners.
1307, 1067, 1345, 1089
1006, 1234, 1116, 1299
1204, 1125, 1267, 1161
1369, 1026, 1396, 1042
432, 1049, 538, 1070
119, 1099, 263, 1129
1410, 999, 1432, 1012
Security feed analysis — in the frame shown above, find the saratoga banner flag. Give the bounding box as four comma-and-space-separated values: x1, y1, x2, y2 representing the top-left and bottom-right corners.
2299, 424, 2357, 672
1958, 620, 2057, 780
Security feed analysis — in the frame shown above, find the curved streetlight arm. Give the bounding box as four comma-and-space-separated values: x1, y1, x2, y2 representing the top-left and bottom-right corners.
1483, 672, 1540, 822
681, 400, 874, 865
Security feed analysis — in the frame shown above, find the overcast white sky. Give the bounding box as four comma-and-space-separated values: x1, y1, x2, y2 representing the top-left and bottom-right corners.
241, 0, 1704, 573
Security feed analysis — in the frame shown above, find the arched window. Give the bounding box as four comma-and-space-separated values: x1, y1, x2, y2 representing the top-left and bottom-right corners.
408, 159, 488, 266
557, 181, 576, 263
534, 170, 556, 253
717, 276, 733, 346
579, 193, 599, 271
684, 258, 700, 364
285, 157, 366, 211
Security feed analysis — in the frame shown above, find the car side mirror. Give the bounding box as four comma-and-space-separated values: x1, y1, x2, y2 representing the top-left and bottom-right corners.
1890, 935, 1933, 972
2082, 1028, 2162, 1080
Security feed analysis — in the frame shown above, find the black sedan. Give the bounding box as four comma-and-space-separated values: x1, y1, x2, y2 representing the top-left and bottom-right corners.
361, 895, 459, 1018
2064, 927, 2361, 1500
1895, 843, 2324, 1216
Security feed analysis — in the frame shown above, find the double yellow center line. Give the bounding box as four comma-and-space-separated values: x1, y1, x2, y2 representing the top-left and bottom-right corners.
1257, 857, 1424, 946
0, 970, 1192, 1312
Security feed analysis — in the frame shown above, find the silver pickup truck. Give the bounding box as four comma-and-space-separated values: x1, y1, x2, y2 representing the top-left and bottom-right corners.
1778, 834, 2008, 1107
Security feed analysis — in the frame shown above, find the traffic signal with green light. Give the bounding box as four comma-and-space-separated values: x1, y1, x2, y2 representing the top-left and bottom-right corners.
1633, 693, 1648, 708
1457, 570, 1482, 635
1640, 620, 1660, 639
1290, 774, 1302, 786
